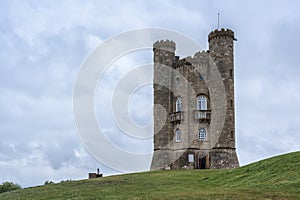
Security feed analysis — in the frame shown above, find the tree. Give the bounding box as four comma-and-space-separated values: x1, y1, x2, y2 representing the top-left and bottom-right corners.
44, 180, 54, 185
0, 181, 22, 194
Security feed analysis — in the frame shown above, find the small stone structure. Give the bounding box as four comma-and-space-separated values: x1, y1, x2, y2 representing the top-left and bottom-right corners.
88, 168, 103, 179
151, 28, 239, 170
88, 173, 103, 179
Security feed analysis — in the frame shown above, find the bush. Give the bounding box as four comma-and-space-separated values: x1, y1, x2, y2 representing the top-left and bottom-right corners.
0, 181, 22, 194
60, 179, 72, 184
44, 180, 54, 185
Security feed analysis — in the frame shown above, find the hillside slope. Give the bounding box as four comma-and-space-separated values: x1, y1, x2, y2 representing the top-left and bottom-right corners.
1, 151, 300, 199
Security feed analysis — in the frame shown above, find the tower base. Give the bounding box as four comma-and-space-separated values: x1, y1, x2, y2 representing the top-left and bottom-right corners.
150, 148, 239, 170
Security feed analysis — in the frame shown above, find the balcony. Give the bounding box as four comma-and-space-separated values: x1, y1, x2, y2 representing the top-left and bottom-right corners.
194, 110, 211, 123
170, 111, 184, 123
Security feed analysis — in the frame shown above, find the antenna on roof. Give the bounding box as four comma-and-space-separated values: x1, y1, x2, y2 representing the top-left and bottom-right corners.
217, 13, 220, 29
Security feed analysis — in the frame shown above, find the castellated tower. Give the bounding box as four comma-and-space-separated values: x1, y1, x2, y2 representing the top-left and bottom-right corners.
151, 29, 239, 170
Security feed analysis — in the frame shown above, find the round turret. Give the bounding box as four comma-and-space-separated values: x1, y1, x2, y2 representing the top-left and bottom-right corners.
153, 39, 176, 52
208, 28, 236, 150
153, 39, 176, 66
208, 28, 235, 42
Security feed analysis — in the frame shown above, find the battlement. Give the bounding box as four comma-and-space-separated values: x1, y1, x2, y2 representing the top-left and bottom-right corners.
208, 28, 235, 42
193, 50, 209, 59
153, 39, 176, 52
174, 58, 192, 68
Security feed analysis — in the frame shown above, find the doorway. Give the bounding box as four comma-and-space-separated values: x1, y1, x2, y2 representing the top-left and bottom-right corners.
199, 157, 206, 169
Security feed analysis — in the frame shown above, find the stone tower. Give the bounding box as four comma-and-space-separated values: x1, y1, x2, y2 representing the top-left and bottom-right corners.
151, 28, 239, 170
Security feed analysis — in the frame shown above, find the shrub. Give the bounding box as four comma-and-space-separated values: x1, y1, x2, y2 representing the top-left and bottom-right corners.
44, 180, 54, 185
60, 179, 72, 183
0, 181, 22, 194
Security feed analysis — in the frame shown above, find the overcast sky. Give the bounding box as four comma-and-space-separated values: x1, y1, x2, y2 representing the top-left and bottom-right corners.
1, 0, 300, 187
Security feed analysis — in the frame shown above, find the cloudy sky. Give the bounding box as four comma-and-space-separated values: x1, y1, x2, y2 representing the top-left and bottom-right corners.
1, 0, 300, 187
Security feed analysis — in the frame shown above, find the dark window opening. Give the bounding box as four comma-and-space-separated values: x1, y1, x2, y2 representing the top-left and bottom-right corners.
231, 131, 234, 139
199, 74, 204, 80
230, 69, 233, 78
230, 100, 233, 108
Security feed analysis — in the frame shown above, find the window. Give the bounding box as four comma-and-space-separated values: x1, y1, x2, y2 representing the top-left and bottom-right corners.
188, 154, 194, 162
230, 99, 233, 108
198, 128, 207, 141
231, 131, 234, 140
199, 74, 204, 80
175, 128, 181, 142
175, 77, 180, 85
230, 69, 233, 78
176, 97, 182, 112
197, 96, 207, 110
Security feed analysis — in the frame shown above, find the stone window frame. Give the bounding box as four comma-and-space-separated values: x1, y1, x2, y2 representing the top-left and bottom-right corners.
198, 128, 207, 141
175, 76, 180, 85
175, 128, 181, 142
197, 95, 207, 110
199, 74, 204, 80
175, 97, 183, 112
188, 154, 194, 163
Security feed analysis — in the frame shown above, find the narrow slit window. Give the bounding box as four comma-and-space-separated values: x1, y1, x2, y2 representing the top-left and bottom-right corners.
175, 77, 180, 85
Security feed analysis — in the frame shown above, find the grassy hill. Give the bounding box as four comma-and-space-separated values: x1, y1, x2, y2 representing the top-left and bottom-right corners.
1, 151, 300, 199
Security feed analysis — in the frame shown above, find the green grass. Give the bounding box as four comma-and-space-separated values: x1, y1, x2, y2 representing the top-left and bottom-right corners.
1, 151, 300, 199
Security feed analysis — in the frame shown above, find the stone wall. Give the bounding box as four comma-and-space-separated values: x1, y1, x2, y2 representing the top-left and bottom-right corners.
151, 29, 239, 170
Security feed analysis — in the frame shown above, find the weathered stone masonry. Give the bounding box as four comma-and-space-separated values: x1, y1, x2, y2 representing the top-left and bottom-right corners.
151, 28, 239, 170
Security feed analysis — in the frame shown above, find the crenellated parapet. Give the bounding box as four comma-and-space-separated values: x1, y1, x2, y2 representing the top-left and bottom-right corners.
153, 39, 176, 52
174, 58, 191, 69
193, 50, 209, 60
208, 28, 235, 42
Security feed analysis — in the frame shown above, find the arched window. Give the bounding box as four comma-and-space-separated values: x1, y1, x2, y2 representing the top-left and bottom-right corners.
176, 97, 182, 112
198, 128, 206, 141
175, 128, 181, 142
197, 96, 207, 110
175, 77, 180, 85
